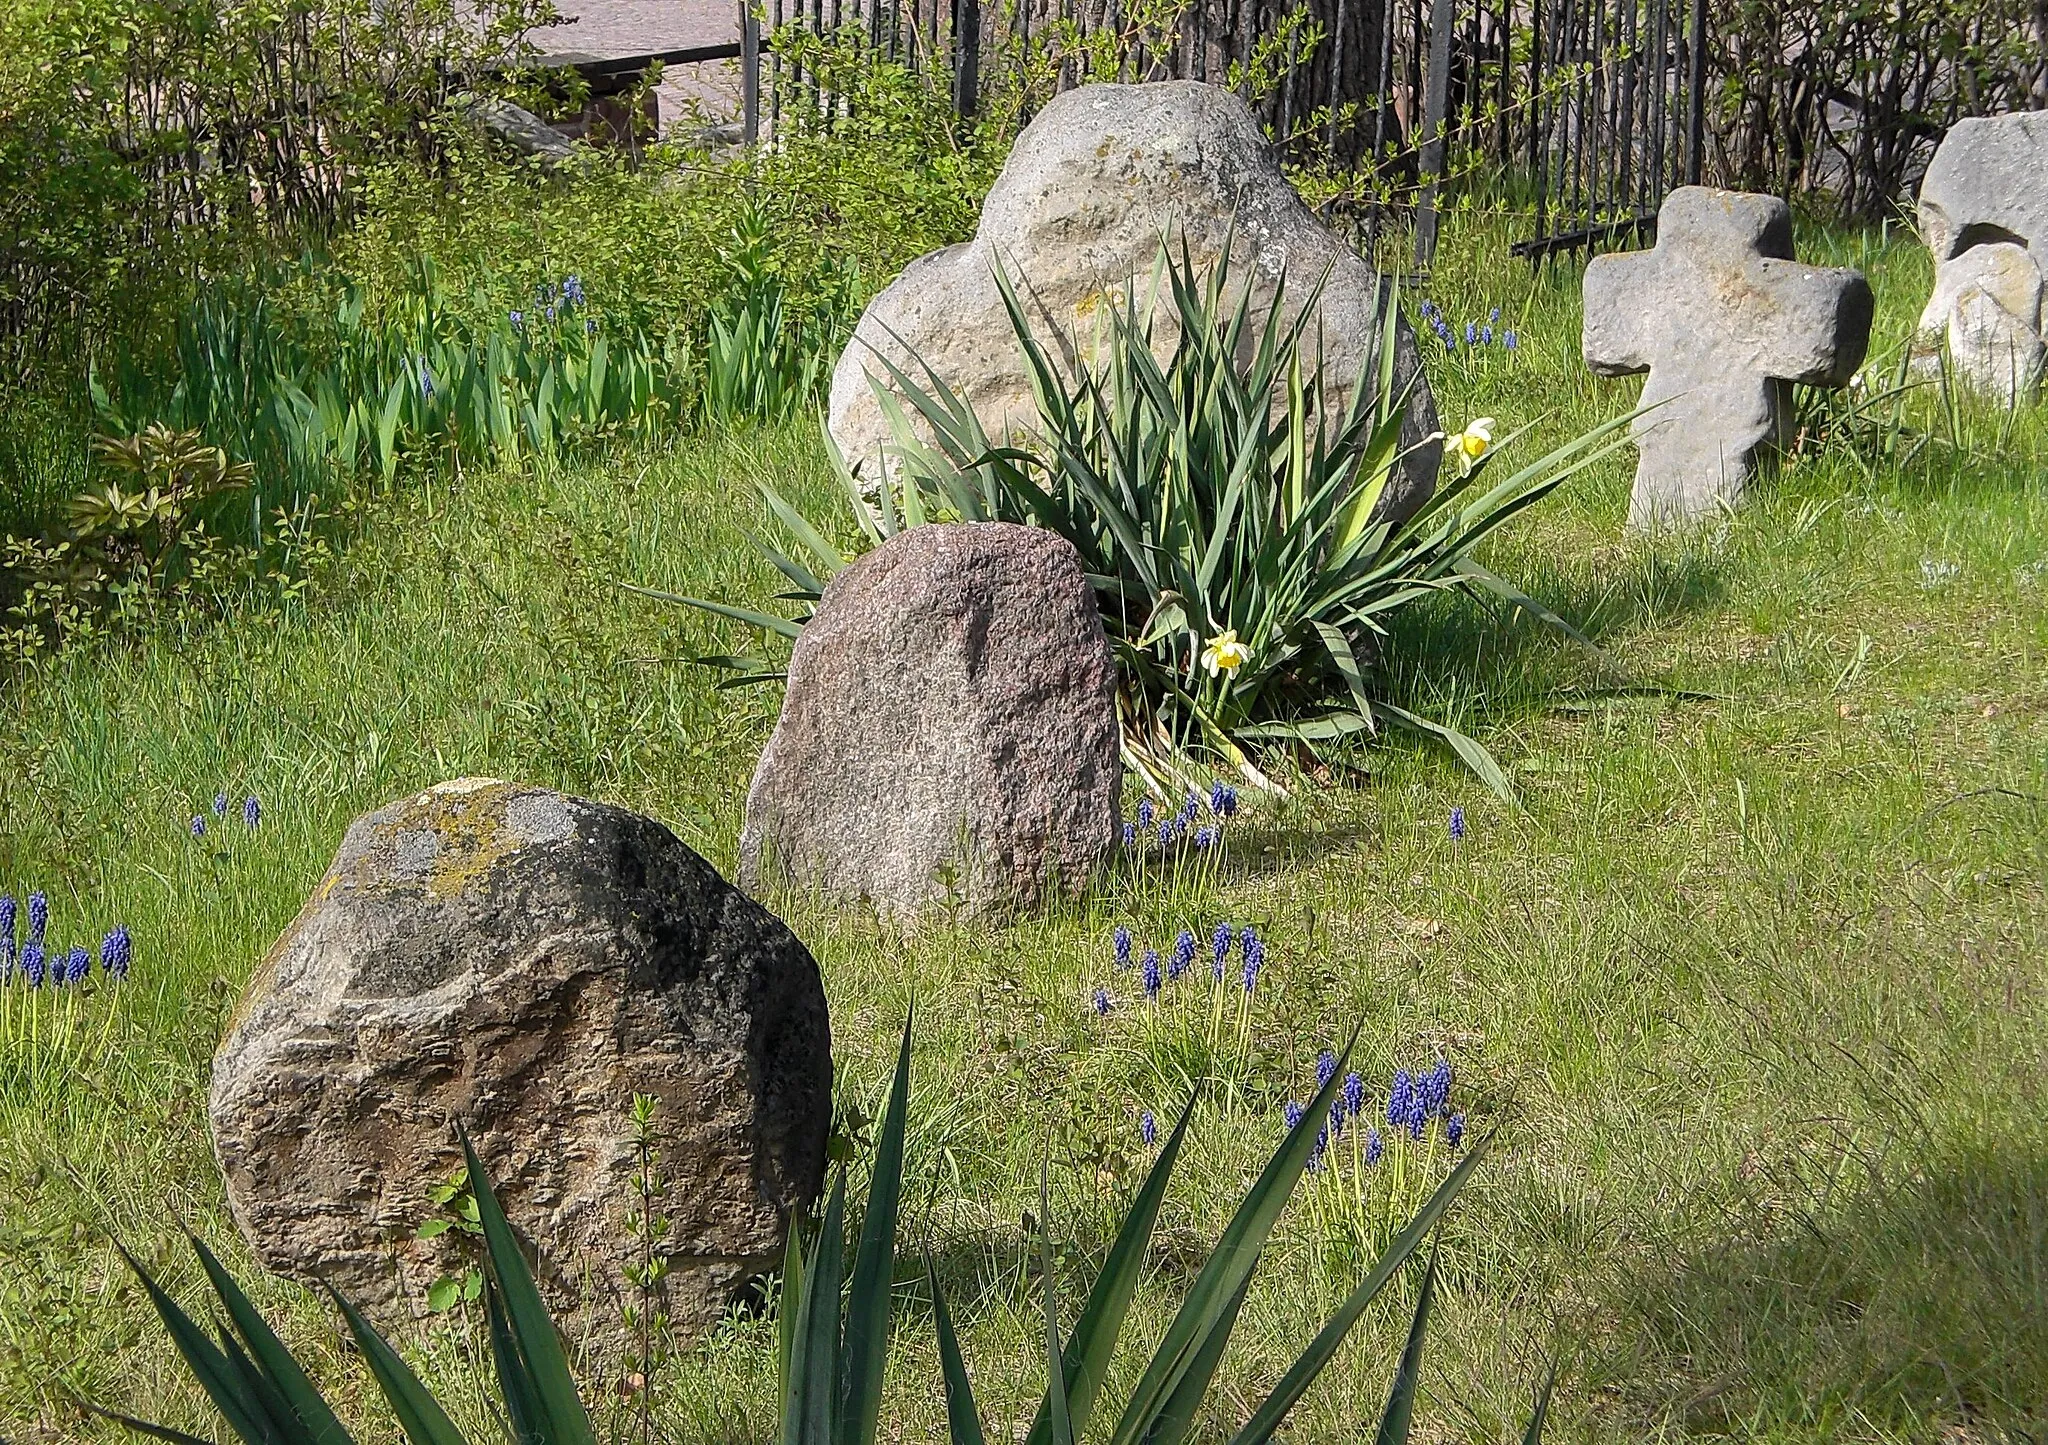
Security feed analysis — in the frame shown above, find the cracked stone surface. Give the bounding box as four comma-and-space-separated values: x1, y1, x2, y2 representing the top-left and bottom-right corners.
210, 778, 831, 1331
826, 80, 1442, 528
1583, 186, 1873, 529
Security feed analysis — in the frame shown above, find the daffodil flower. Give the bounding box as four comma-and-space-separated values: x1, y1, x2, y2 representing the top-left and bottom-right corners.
1201, 629, 1250, 676
1446, 416, 1495, 475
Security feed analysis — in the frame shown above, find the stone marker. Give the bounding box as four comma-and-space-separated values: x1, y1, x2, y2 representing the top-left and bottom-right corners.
742, 522, 1118, 918
211, 778, 831, 1330
827, 80, 1443, 529
1584, 186, 1873, 529
1912, 114, 2048, 403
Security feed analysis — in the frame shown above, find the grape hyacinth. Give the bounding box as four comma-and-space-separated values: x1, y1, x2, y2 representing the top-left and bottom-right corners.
1307, 1127, 1330, 1173
1170, 929, 1195, 980
0, 895, 14, 971
1240, 927, 1263, 993
1192, 826, 1216, 849
1388, 1069, 1413, 1129
1140, 1111, 1158, 1147
20, 942, 44, 987
243, 796, 261, 829
1447, 1113, 1467, 1148
1423, 1058, 1453, 1117
1342, 1071, 1365, 1119
1093, 987, 1112, 1016
190, 816, 207, 838
1282, 1100, 1305, 1131
1449, 805, 1467, 841
1121, 821, 1137, 847
1365, 1127, 1384, 1165
59, 945, 89, 985
1317, 1049, 1339, 1090
1209, 782, 1239, 817
27, 891, 46, 946
1141, 948, 1162, 999
212, 792, 229, 817
1211, 923, 1234, 980
1113, 925, 1132, 970
1137, 798, 1155, 830
100, 926, 132, 981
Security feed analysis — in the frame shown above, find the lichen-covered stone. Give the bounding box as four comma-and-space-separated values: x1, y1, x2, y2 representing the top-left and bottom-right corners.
741, 523, 1118, 917
210, 778, 831, 1330
826, 80, 1442, 527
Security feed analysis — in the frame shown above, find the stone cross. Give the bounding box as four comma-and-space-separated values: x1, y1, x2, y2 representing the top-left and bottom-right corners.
1583, 186, 1874, 530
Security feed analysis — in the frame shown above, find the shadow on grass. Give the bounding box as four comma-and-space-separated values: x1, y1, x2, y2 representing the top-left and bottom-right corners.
1602, 1139, 2048, 1441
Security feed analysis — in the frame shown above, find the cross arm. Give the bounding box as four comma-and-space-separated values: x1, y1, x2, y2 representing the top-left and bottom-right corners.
1581, 251, 1660, 376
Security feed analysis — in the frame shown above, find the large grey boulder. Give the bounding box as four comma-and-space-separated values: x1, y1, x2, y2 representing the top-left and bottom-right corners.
1917, 112, 2048, 262
826, 81, 1442, 526
1583, 186, 1873, 529
1913, 115, 2048, 402
210, 778, 831, 1330
742, 523, 1119, 917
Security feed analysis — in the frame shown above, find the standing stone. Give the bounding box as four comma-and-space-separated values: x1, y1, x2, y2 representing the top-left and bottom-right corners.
1912, 114, 2048, 403
827, 81, 1443, 529
1916, 112, 2048, 264
742, 523, 1118, 918
210, 778, 831, 1331
1583, 186, 1874, 529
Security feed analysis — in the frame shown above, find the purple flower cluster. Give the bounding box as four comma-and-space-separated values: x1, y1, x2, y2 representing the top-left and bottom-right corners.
1, 891, 133, 988
191, 793, 262, 840
1120, 784, 1239, 853
1449, 805, 1467, 841
1284, 1052, 1468, 1173
1417, 300, 1518, 354
1095, 919, 1266, 1015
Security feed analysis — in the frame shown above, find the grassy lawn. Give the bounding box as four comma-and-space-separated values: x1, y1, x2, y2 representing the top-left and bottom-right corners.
2, 212, 2044, 1444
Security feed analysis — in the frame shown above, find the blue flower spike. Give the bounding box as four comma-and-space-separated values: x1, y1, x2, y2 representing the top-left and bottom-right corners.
1141, 948, 1162, 999
243, 796, 261, 829
1113, 924, 1132, 970
1170, 929, 1194, 980
1211, 923, 1234, 980
100, 926, 132, 982
1092, 987, 1112, 1016
1139, 1111, 1157, 1147
27, 891, 47, 946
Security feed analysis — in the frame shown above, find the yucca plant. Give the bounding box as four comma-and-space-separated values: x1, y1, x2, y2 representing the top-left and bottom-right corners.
672, 237, 1638, 801
95, 1127, 596, 1445
106, 1022, 1546, 1445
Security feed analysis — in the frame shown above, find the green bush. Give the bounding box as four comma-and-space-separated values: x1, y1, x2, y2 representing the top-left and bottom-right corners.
693, 239, 1634, 800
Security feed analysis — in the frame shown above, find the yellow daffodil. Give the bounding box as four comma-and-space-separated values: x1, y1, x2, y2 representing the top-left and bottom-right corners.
1446, 416, 1495, 474
1201, 629, 1251, 676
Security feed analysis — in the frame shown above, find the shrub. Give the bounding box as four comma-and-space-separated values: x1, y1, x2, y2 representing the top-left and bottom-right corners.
689, 239, 1634, 800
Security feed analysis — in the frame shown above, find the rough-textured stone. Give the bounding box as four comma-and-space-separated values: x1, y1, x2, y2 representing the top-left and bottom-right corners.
1912, 114, 2048, 404
742, 523, 1118, 917
1583, 186, 1873, 529
1917, 112, 2048, 263
210, 778, 831, 1330
1913, 241, 2046, 404
826, 81, 1442, 527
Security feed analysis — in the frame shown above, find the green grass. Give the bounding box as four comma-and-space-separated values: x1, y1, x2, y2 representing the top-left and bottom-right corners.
2, 210, 2045, 1445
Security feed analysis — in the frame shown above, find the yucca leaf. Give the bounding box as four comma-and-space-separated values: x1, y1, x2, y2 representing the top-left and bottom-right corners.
327, 1285, 473, 1445
799, 1173, 849, 1445
621, 586, 803, 641
926, 1255, 986, 1445
1226, 1139, 1489, 1445
113, 1241, 273, 1444
838, 1015, 913, 1445
1039, 1172, 1075, 1445
485, 1272, 544, 1445
185, 1231, 354, 1445
777, 1226, 809, 1445
1371, 1248, 1441, 1445
83, 1400, 217, 1445
1522, 1361, 1557, 1445
1146, 1268, 1255, 1445
460, 1129, 594, 1445
1107, 1032, 1358, 1445
1373, 700, 1517, 805
1026, 1092, 1198, 1445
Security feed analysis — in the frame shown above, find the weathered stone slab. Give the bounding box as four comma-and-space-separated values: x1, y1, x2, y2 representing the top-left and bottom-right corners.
210, 778, 831, 1330
1913, 115, 2048, 404
741, 523, 1118, 918
1583, 186, 1873, 529
826, 81, 1442, 527
1917, 112, 2048, 262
